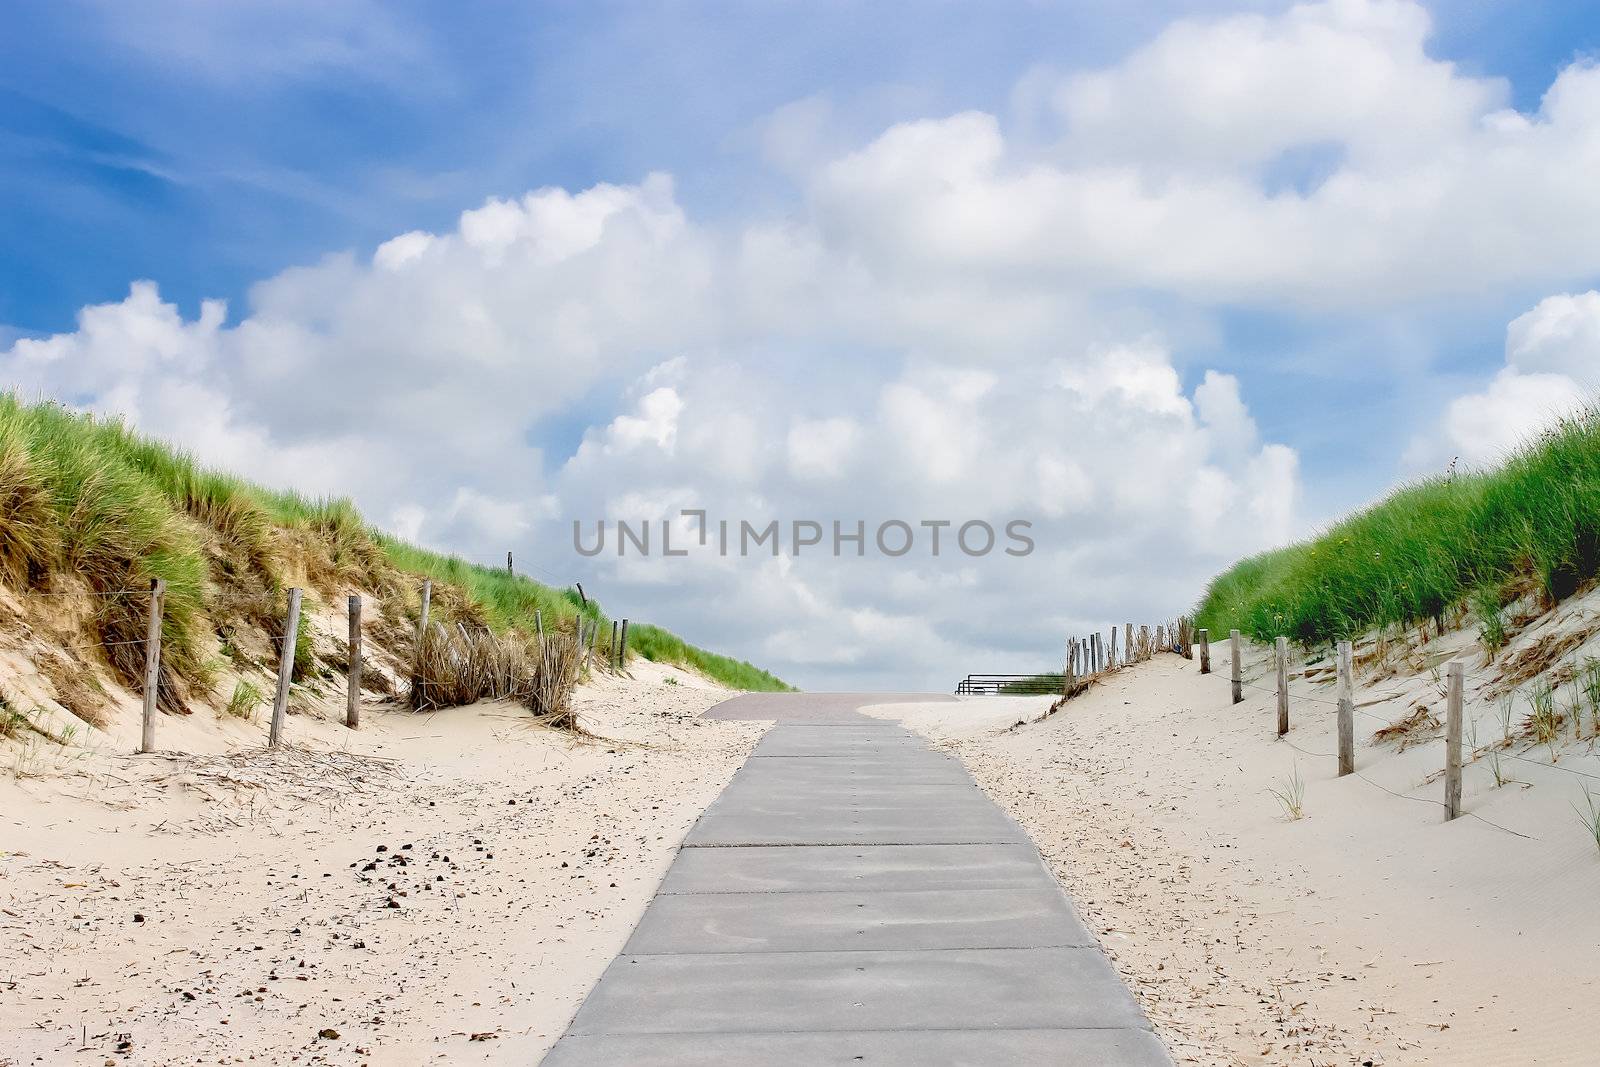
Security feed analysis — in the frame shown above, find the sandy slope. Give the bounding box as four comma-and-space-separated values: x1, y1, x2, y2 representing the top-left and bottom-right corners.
0, 661, 764, 1066
870, 644, 1600, 1066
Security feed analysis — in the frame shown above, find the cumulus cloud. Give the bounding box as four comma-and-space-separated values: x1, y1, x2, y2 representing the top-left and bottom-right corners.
554, 341, 1298, 687
1407, 292, 1598, 470
808, 1, 1600, 309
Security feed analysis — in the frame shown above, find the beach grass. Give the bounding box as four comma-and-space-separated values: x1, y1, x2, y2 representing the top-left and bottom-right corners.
0, 394, 789, 705
1196, 405, 1600, 650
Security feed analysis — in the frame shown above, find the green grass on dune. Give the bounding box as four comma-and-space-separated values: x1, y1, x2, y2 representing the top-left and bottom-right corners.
1196, 406, 1600, 649
0, 393, 789, 697
625, 622, 790, 692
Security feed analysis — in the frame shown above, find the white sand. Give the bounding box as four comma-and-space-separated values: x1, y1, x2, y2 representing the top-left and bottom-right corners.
870, 635, 1600, 1065
0, 660, 763, 1065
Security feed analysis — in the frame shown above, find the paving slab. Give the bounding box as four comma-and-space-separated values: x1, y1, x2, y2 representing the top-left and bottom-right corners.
658, 843, 1053, 895
703, 692, 957, 721
564, 947, 1148, 1035
541, 693, 1171, 1066
624, 886, 1093, 953
684, 802, 1030, 846
542, 1027, 1174, 1066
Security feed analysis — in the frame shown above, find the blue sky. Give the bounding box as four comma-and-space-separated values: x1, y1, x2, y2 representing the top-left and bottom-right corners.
5, 1, 1600, 688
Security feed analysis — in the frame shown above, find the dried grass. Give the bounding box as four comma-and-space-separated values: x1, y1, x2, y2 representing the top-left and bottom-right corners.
1492, 617, 1600, 694
1373, 705, 1442, 750
38, 652, 110, 729
526, 634, 580, 728
409, 626, 579, 730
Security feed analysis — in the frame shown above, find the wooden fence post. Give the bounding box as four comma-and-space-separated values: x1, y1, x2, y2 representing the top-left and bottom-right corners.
417, 579, 432, 647
610, 620, 620, 671
1198, 628, 1211, 674
139, 578, 165, 753
269, 587, 302, 748
1336, 639, 1354, 776
1445, 660, 1463, 820
347, 594, 362, 730
619, 619, 630, 668
1275, 636, 1289, 736
1124, 624, 1132, 666
535, 608, 543, 639
1230, 629, 1243, 704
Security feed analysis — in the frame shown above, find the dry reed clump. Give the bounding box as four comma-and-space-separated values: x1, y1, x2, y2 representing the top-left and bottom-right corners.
409, 624, 571, 717
526, 633, 580, 729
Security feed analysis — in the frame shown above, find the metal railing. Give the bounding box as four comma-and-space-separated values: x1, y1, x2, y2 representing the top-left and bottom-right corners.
954, 673, 1063, 696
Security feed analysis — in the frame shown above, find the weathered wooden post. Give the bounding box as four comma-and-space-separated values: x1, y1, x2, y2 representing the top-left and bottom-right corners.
347, 594, 362, 730
507, 550, 514, 576
1336, 639, 1355, 776
1140, 625, 1150, 661
1124, 624, 1132, 666
1445, 661, 1463, 820
535, 608, 544, 639
619, 618, 630, 667
417, 579, 432, 646
1198, 628, 1211, 674
1230, 629, 1243, 704
1275, 636, 1289, 736
610, 620, 620, 671
139, 578, 165, 753
269, 587, 302, 748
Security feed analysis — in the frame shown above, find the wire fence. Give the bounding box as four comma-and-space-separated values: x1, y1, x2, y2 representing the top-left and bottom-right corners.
1220, 636, 1600, 846
4, 577, 623, 758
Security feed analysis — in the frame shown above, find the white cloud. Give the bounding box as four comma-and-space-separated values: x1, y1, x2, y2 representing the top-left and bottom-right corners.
1055, 0, 1500, 172
806, 2, 1600, 310
1507, 292, 1600, 378
787, 417, 859, 481
1410, 292, 1599, 469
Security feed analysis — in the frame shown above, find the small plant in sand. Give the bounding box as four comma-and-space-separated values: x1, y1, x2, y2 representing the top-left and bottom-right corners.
1469, 717, 1512, 789
1575, 786, 1600, 856
1580, 657, 1600, 737
1524, 678, 1562, 758
1475, 586, 1507, 658
1268, 764, 1306, 821
1497, 694, 1516, 741
0, 699, 23, 740
225, 679, 264, 720
10, 731, 44, 778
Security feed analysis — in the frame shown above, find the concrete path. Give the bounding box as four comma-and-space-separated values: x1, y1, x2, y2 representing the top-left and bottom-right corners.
542, 693, 1171, 1065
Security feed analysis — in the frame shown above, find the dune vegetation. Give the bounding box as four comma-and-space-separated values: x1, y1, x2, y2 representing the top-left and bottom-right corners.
0, 393, 787, 725
1196, 406, 1600, 651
